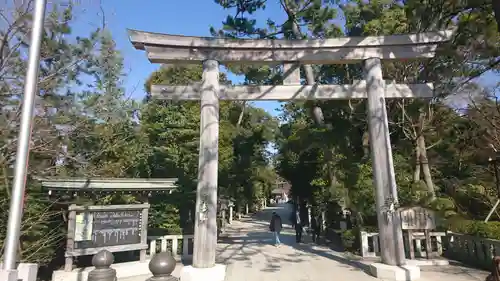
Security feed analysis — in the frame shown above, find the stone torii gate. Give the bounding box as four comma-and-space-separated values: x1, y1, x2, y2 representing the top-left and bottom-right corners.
129, 30, 452, 281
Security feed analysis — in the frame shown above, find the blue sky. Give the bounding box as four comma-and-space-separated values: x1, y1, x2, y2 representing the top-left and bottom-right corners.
71, 0, 498, 117
72, 0, 287, 116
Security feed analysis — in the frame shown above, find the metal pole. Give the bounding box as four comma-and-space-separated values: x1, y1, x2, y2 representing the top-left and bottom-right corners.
485, 158, 500, 223
2, 0, 47, 270
485, 200, 500, 223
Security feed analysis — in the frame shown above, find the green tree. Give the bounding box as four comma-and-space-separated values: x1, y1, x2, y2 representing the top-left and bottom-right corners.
0, 2, 102, 269
141, 64, 278, 230
214, 0, 499, 229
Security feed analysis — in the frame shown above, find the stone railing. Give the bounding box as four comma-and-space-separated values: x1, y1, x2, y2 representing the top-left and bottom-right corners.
409, 231, 446, 258
446, 231, 500, 269
148, 234, 194, 259
360, 231, 446, 258
360, 231, 380, 258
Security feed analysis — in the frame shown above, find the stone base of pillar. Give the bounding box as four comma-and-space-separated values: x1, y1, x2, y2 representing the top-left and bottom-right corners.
369, 263, 420, 281
18, 263, 38, 281
180, 264, 226, 281
0, 269, 18, 281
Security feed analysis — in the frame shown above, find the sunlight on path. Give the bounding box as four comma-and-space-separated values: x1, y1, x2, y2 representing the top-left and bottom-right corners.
217, 204, 378, 281
120, 204, 490, 281
217, 204, 489, 281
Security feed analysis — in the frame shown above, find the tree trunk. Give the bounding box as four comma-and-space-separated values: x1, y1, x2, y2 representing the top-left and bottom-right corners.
326, 147, 338, 185
417, 134, 436, 199
236, 102, 246, 128
282, 0, 325, 126
282, 1, 339, 193
493, 0, 500, 32
413, 142, 421, 183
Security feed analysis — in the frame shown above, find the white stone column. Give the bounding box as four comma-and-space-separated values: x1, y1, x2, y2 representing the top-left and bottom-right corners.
364, 57, 406, 267
192, 59, 220, 269
307, 206, 312, 227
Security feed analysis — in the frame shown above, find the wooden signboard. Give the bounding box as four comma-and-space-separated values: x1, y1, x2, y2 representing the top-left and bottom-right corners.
399, 206, 436, 259
74, 209, 142, 249
65, 204, 149, 260
399, 206, 436, 230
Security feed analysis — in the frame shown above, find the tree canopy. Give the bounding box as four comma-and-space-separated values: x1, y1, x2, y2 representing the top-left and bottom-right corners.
212, 0, 499, 226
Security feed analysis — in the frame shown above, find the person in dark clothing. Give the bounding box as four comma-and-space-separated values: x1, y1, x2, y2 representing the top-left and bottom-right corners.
290, 209, 303, 243
295, 222, 303, 243
269, 212, 283, 247
311, 215, 321, 243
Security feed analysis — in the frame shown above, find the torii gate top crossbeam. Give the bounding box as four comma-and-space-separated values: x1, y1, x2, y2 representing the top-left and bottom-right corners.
128, 29, 453, 64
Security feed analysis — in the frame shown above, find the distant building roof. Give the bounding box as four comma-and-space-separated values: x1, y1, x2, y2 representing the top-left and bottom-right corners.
272, 188, 290, 194
39, 177, 178, 196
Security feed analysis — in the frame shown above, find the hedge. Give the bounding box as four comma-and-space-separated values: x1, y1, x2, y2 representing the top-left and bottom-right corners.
447, 218, 500, 240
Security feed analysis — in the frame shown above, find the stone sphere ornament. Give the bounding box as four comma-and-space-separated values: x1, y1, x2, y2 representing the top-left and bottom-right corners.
92, 250, 114, 269
148, 251, 178, 281
88, 250, 116, 281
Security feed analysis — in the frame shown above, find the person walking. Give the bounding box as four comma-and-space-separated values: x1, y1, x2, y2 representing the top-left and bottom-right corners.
311, 215, 321, 243
290, 208, 303, 243
269, 212, 283, 247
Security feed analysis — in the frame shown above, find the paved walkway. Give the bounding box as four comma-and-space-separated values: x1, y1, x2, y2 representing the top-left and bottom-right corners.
122, 203, 490, 281
217, 204, 489, 281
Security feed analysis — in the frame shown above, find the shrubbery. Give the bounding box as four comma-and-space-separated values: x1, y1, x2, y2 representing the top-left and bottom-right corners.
447, 218, 500, 240
339, 225, 378, 253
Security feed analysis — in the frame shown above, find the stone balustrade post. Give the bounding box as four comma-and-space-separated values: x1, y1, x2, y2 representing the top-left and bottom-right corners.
88, 250, 116, 281
148, 252, 178, 281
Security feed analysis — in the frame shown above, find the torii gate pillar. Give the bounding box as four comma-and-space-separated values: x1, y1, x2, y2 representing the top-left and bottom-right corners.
192, 59, 220, 268
364, 57, 407, 270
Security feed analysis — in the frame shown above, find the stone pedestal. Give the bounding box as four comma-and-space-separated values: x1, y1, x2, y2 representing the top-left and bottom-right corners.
0, 269, 18, 281
52, 260, 153, 281
18, 263, 38, 281
0, 263, 38, 281
369, 263, 420, 281
180, 264, 226, 281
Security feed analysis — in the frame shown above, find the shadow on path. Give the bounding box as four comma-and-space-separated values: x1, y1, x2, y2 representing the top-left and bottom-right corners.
217, 204, 490, 281
217, 204, 376, 281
